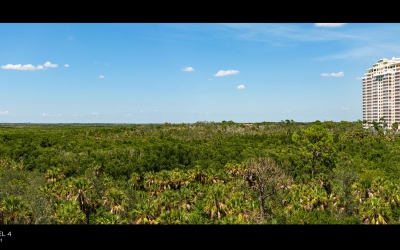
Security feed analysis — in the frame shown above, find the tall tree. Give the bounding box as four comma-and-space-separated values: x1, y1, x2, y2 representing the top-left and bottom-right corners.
292, 124, 334, 178
241, 157, 292, 222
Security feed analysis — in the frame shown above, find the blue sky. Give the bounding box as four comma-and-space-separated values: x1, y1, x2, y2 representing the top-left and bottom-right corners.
1, 23, 400, 123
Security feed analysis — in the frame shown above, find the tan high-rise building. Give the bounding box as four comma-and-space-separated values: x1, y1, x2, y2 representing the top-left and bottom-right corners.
362, 57, 400, 129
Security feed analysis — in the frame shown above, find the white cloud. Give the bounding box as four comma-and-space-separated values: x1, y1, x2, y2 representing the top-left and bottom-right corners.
126, 113, 132, 116
321, 71, 344, 77
44, 62, 58, 68
64, 64, 69, 68
53, 114, 62, 117
98, 75, 105, 78
42, 113, 50, 117
92, 112, 100, 115
341, 107, 350, 110
214, 69, 240, 77
182, 67, 194, 72
0, 111, 9, 115
1, 64, 37, 70
315, 23, 346, 28
208, 78, 212, 81
237, 85, 245, 89
356, 77, 363, 80
2, 61, 58, 70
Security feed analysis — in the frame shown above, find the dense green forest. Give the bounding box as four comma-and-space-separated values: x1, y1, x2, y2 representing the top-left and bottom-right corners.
1, 120, 399, 224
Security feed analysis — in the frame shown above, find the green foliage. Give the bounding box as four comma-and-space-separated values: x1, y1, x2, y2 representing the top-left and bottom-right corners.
54, 200, 87, 224
292, 124, 335, 178
0, 196, 33, 224
1, 121, 400, 224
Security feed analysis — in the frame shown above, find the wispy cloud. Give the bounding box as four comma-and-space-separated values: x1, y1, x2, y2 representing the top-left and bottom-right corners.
92, 112, 100, 115
315, 46, 381, 60
214, 69, 240, 77
68, 36, 74, 40
53, 114, 62, 117
126, 113, 132, 116
42, 113, 50, 117
218, 23, 400, 62
315, 23, 346, 27
64, 64, 69, 68
218, 23, 358, 44
356, 77, 363, 80
98, 75, 105, 78
0, 111, 9, 115
237, 85, 245, 89
341, 107, 350, 110
321, 71, 344, 77
182, 67, 194, 72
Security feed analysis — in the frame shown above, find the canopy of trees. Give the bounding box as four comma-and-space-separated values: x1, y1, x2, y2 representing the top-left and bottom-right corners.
1, 121, 400, 224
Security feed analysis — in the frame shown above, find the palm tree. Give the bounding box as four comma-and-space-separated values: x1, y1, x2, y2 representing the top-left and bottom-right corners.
156, 189, 179, 212
392, 122, 399, 133
91, 164, 105, 177
102, 187, 128, 214
69, 178, 95, 224
203, 183, 229, 220
93, 213, 127, 224
128, 172, 141, 190
54, 200, 87, 224
0, 196, 33, 224
156, 209, 187, 225
309, 184, 329, 211
45, 167, 65, 183
177, 187, 199, 212
384, 181, 400, 209
371, 178, 400, 209
379, 116, 387, 129
130, 199, 158, 224
143, 171, 157, 193
360, 197, 391, 224
284, 184, 310, 212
